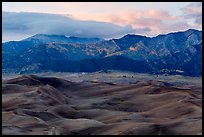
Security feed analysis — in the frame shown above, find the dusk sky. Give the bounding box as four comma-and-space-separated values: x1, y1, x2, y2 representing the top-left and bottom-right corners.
2, 2, 202, 42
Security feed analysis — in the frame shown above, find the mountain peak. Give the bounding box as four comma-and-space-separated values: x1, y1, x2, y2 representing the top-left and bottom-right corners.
33, 34, 67, 38
121, 34, 147, 39
23, 34, 68, 41
21, 34, 103, 44
185, 29, 201, 32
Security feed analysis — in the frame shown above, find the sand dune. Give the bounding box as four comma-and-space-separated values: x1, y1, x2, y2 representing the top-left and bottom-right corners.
2, 75, 202, 135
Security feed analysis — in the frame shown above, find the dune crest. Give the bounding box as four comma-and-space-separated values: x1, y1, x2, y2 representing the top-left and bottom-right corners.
2, 75, 202, 135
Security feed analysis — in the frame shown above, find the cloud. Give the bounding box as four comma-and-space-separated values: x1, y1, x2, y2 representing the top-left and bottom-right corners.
2, 11, 150, 42
3, 6, 201, 42
147, 9, 178, 21
181, 2, 202, 28
101, 8, 201, 36
104, 9, 178, 25
100, 9, 187, 35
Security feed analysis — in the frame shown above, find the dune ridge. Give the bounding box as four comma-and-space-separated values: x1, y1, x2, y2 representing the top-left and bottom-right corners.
2, 75, 202, 135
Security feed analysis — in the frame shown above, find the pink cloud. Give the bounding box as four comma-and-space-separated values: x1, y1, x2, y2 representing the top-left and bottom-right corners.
100, 8, 199, 36
105, 9, 178, 25
147, 9, 178, 21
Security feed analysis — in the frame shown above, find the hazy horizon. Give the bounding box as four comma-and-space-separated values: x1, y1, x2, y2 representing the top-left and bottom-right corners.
2, 27, 202, 43
2, 2, 202, 42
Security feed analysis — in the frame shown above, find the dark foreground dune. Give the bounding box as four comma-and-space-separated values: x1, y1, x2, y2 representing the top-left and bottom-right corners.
2, 75, 202, 135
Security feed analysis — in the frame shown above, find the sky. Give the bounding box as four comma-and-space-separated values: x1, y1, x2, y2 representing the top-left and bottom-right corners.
2, 2, 202, 42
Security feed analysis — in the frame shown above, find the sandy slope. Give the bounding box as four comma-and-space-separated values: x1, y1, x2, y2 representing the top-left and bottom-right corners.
2, 75, 202, 135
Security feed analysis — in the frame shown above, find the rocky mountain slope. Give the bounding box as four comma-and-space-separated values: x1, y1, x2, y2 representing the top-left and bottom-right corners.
2, 29, 202, 76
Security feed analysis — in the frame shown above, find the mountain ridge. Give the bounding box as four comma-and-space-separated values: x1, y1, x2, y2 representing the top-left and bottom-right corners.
2, 29, 202, 76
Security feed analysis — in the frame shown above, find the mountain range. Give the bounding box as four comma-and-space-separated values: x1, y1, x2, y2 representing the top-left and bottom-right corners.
2, 29, 202, 76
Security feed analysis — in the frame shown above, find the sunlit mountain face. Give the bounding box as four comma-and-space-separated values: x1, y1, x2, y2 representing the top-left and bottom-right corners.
2, 29, 202, 76
2, 2, 202, 76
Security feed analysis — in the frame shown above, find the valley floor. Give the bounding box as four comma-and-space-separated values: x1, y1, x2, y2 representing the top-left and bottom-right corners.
2, 72, 202, 135
2, 71, 202, 85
